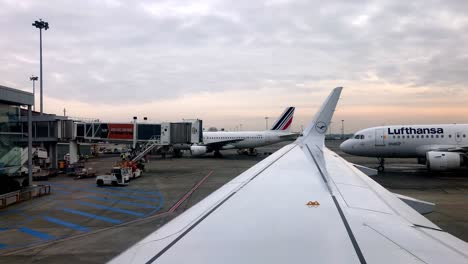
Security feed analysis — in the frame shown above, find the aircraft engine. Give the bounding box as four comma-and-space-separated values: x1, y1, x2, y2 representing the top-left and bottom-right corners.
426, 151, 466, 171
190, 146, 209, 156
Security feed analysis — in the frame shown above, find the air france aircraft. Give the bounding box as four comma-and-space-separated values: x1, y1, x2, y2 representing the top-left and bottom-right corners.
340, 124, 468, 171
189, 107, 297, 157
111, 87, 468, 264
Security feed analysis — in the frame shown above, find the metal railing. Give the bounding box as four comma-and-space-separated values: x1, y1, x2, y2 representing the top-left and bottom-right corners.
0, 185, 51, 209
132, 136, 161, 162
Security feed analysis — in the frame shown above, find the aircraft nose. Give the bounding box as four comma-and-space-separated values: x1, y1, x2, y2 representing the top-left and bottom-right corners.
340, 140, 353, 153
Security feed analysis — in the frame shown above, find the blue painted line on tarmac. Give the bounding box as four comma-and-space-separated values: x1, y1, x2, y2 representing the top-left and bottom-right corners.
52, 188, 72, 195
0, 228, 8, 232
93, 185, 162, 196
87, 196, 156, 209
0, 209, 20, 216
19, 227, 55, 240
146, 195, 165, 216
76, 201, 145, 217
47, 182, 161, 203
43, 216, 89, 232
0, 243, 5, 249
62, 208, 122, 224
92, 189, 161, 203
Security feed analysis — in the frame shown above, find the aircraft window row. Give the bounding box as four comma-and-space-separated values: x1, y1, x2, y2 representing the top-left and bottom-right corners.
392, 135, 445, 139
391, 134, 467, 140
206, 136, 262, 139
354, 135, 365, 139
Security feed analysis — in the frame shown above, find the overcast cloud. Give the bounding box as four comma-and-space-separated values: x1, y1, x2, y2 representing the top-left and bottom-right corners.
1, 0, 467, 131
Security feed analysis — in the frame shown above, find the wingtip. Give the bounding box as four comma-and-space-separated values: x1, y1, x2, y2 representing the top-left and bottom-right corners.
298, 87, 343, 144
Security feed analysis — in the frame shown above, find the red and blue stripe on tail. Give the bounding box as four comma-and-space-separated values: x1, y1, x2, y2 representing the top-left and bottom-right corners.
270, 107, 295, 131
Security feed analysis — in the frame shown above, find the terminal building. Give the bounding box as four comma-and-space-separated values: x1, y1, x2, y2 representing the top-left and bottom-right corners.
0, 85, 34, 194
1, 85, 203, 195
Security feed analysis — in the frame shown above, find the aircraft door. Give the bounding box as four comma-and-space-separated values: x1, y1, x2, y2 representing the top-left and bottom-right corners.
375, 128, 385, 146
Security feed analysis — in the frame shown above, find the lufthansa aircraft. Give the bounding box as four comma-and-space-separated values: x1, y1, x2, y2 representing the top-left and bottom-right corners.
340, 124, 468, 171
189, 106, 297, 157
110, 87, 468, 264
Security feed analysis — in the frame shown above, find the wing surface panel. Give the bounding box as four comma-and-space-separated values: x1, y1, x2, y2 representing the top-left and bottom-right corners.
323, 148, 440, 229
321, 148, 468, 263
110, 144, 297, 264
154, 144, 361, 264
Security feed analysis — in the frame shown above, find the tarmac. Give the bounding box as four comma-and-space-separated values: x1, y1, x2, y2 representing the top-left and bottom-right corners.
0, 140, 467, 263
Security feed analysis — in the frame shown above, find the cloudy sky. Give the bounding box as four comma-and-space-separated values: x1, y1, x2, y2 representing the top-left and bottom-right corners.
1, 0, 468, 132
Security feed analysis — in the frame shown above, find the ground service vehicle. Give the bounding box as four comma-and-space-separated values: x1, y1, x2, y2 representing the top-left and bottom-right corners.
96, 167, 131, 186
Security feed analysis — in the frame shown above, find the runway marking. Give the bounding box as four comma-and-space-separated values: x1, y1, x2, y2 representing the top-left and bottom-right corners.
0, 209, 20, 217
43, 216, 89, 232
169, 170, 213, 213
52, 189, 72, 195
76, 201, 145, 217
92, 185, 162, 196
47, 182, 161, 202
19, 227, 55, 240
62, 208, 123, 224
87, 196, 157, 209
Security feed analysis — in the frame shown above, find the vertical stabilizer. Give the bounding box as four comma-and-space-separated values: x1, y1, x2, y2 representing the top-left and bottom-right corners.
270, 107, 295, 131
299, 87, 343, 145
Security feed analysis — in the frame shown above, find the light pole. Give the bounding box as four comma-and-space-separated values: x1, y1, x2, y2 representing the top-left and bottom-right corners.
29, 76, 38, 111
265, 117, 269, 130
133, 116, 137, 149
341, 120, 344, 139
32, 19, 49, 115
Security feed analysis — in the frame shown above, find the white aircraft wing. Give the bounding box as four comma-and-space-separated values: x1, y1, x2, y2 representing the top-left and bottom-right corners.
203, 139, 244, 149
110, 87, 468, 264
447, 146, 468, 153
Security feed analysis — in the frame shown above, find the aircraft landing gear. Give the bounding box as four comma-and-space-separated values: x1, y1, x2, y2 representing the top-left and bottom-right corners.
377, 158, 385, 172
173, 149, 182, 158
248, 148, 258, 156
213, 150, 223, 158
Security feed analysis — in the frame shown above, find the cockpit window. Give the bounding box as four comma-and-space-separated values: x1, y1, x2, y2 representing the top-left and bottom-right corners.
354, 135, 365, 140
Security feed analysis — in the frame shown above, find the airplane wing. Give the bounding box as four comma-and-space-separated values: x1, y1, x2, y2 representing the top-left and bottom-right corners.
110, 87, 468, 264
278, 132, 300, 140
203, 139, 244, 149
446, 146, 468, 153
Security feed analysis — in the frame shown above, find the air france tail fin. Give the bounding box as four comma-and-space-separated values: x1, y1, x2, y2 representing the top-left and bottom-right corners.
299, 87, 343, 145
270, 107, 295, 131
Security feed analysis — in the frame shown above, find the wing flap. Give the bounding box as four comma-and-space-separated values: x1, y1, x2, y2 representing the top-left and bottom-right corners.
394, 193, 435, 215
324, 148, 440, 230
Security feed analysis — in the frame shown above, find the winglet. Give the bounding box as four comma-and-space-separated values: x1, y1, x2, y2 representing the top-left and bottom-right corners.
298, 87, 343, 145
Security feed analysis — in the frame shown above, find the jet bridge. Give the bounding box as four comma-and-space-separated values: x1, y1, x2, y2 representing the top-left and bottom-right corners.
11, 117, 202, 165
74, 120, 202, 145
